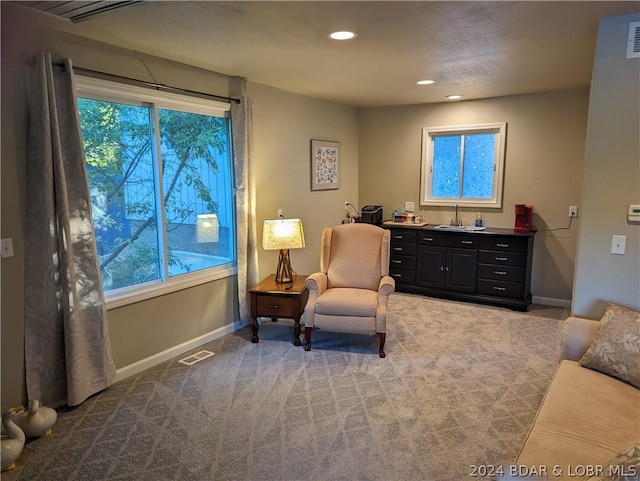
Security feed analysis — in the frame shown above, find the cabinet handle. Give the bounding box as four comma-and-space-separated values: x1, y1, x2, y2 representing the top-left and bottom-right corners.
493, 286, 506, 291
391, 260, 402, 264
422, 237, 434, 242
392, 247, 403, 251
496, 243, 509, 248
392, 273, 402, 278
268, 304, 279, 309
393, 235, 403, 239
494, 271, 507, 275
496, 257, 508, 261
461, 240, 473, 245
445, 266, 450, 271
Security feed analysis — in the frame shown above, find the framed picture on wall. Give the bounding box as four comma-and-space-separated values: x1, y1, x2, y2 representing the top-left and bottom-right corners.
310, 139, 340, 190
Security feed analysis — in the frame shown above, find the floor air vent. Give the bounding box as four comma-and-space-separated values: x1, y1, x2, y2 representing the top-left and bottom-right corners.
627, 21, 640, 59
178, 350, 215, 366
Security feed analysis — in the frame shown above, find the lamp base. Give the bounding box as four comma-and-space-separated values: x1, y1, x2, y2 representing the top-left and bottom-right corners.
275, 249, 294, 283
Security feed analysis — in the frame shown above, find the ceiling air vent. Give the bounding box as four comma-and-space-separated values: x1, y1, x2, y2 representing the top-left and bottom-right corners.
627, 21, 640, 59
22, 1, 145, 23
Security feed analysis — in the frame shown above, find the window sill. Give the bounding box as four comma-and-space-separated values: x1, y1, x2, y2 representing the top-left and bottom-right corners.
105, 264, 237, 310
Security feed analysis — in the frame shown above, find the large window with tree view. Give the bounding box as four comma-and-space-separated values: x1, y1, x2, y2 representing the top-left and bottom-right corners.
420, 123, 507, 208
76, 77, 235, 302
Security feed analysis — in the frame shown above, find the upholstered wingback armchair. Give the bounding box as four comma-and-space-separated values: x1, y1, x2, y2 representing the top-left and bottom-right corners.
303, 223, 395, 357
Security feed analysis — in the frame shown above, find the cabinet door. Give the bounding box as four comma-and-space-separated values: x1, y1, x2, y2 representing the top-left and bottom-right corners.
445, 248, 477, 293
417, 246, 446, 288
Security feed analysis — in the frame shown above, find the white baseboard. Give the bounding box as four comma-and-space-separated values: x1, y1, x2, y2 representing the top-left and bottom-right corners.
115, 323, 238, 382
532, 296, 572, 308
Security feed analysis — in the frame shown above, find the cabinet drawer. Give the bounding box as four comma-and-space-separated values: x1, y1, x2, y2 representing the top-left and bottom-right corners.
479, 236, 527, 253
478, 250, 526, 267
256, 295, 296, 318
390, 269, 416, 285
478, 264, 525, 283
390, 230, 417, 244
390, 255, 416, 270
445, 235, 478, 249
391, 244, 417, 256
417, 234, 446, 246
477, 279, 524, 299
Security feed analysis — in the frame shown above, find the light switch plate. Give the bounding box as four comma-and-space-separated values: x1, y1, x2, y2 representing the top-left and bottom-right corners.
1, 238, 14, 258
611, 235, 626, 255
404, 202, 414, 212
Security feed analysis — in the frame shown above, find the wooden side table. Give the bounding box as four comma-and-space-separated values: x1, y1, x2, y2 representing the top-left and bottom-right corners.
248, 274, 309, 346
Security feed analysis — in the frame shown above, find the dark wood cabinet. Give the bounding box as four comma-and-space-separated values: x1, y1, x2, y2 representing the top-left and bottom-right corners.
415, 232, 478, 293
388, 225, 535, 311
389, 230, 417, 286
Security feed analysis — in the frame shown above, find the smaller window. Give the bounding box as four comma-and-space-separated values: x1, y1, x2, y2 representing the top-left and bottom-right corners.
420, 122, 507, 208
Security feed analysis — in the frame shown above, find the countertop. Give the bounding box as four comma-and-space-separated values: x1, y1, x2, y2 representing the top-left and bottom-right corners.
382, 221, 536, 236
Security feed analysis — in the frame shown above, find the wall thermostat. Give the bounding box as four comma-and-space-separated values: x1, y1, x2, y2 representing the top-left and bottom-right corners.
628, 204, 640, 222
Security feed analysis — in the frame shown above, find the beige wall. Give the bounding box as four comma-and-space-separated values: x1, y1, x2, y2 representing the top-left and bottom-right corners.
0, 4, 358, 410
358, 89, 589, 303
248, 82, 359, 279
572, 13, 640, 317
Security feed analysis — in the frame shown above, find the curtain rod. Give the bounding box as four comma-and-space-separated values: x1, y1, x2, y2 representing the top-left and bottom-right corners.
53, 62, 240, 104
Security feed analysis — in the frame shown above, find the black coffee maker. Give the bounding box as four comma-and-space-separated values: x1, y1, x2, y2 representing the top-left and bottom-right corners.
359, 205, 383, 225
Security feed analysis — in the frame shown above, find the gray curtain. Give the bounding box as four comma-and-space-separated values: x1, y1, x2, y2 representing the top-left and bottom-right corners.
231, 97, 259, 326
24, 52, 116, 407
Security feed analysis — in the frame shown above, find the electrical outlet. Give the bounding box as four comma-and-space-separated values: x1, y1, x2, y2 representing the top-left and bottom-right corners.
277, 208, 283, 218
344, 201, 349, 210
404, 201, 415, 212
569, 205, 578, 218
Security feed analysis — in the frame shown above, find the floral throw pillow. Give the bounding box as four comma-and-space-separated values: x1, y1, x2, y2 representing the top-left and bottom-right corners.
579, 303, 640, 389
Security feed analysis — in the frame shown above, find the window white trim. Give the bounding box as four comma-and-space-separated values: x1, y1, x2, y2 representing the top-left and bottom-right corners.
75, 76, 230, 116
420, 122, 507, 208
76, 75, 236, 309
105, 264, 237, 310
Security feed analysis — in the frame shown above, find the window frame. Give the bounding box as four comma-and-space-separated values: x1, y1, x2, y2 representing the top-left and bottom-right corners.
420, 122, 507, 209
75, 76, 237, 309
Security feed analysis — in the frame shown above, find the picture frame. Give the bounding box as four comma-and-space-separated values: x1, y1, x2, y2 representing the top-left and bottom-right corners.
310, 139, 340, 191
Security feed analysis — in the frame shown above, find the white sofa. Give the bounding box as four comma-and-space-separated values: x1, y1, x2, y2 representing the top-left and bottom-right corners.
502, 314, 640, 480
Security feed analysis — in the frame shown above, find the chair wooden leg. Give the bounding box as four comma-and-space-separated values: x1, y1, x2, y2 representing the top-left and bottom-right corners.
377, 332, 386, 358
304, 326, 313, 351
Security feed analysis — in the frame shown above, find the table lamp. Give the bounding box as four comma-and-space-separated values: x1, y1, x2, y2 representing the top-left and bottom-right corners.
262, 218, 305, 283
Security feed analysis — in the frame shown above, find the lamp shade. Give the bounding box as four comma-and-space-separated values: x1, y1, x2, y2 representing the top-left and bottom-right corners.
196, 214, 219, 243
262, 219, 305, 250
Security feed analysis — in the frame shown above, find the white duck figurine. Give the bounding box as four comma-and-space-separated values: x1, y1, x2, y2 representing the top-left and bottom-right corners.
14, 400, 57, 438
1, 409, 25, 471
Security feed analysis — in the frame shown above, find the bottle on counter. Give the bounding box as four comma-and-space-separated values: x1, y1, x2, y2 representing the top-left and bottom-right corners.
475, 212, 483, 227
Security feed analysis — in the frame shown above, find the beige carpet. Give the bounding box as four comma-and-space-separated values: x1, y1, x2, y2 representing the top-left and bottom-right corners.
12, 293, 567, 481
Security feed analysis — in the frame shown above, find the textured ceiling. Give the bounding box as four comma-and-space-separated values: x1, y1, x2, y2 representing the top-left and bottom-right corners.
16, 1, 640, 107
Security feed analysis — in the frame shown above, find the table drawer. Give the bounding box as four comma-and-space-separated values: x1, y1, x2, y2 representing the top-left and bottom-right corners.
390, 230, 417, 244
479, 236, 527, 253
391, 243, 416, 256
390, 269, 416, 285
256, 295, 296, 318
478, 250, 526, 267
477, 279, 524, 299
478, 264, 525, 283
390, 255, 416, 270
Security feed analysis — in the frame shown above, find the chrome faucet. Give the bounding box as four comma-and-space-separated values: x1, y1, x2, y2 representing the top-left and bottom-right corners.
450, 203, 463, 226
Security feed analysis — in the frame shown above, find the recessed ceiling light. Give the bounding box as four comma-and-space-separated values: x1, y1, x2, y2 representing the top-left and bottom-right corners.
417, 79, 436, 85
446, 94, 463, 100
328, 31, 357, 40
